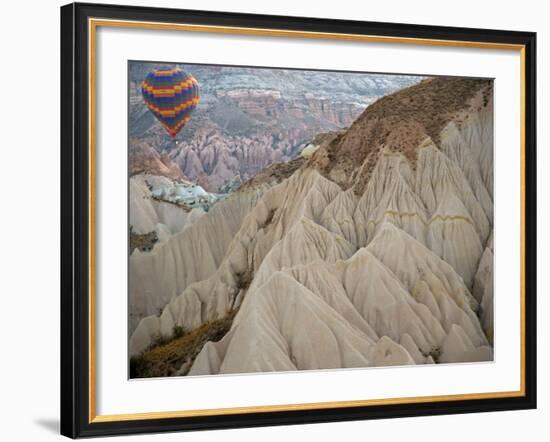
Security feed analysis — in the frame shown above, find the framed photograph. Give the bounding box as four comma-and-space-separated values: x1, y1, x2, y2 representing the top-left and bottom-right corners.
60, 2, 537, 438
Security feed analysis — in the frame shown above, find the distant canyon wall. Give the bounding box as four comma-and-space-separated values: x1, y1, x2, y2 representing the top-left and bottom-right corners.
129, 64, 421, 191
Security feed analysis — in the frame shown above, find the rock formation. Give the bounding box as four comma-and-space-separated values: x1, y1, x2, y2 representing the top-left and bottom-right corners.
129, 77, 494, 377
129, 63, 421, 191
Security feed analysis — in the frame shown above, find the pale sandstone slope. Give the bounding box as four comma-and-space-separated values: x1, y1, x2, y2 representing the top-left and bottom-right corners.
129, 78, 494, 375
129, 187, 266, 333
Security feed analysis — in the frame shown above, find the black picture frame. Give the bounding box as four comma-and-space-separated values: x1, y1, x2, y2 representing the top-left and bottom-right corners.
61, 2, 537, 438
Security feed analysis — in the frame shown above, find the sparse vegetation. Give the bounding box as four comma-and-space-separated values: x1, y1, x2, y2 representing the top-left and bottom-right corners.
238, 157, 306, 191
421, 346, 441, 363
259, 208, 276, 230
173, 325, 186, 338
235, 268, 254, 292
150, 193, 192, 211
309, 77, 493, 195
230, 264, 254, 310
129, 226, 158, 253
130, 310, 238, 378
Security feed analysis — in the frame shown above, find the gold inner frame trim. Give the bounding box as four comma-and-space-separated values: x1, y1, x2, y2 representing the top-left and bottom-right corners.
88, 17, 527, 424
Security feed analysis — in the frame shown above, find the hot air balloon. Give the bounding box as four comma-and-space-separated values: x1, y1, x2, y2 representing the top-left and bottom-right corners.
141, 67, 200, 140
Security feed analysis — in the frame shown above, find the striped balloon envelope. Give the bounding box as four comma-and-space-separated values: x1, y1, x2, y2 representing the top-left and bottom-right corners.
141, 67, 200, 139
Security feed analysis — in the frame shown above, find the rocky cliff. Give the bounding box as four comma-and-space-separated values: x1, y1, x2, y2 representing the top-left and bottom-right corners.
129, 77, 494, 377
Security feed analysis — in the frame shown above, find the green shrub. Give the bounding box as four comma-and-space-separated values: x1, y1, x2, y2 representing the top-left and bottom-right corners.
173, 325, 185, 338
